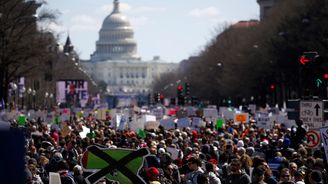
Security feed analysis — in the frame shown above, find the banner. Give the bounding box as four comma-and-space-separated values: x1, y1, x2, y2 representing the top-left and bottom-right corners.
177, 118, 189, 128
56, 80, 88, 107
320, 126, 328, 165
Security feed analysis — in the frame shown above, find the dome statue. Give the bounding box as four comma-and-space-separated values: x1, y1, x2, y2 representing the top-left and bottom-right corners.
91, 0, 139, 61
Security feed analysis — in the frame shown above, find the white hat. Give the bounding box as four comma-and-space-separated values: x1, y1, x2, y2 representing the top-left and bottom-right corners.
237, 140, 244, 148
158, 148, 166, 154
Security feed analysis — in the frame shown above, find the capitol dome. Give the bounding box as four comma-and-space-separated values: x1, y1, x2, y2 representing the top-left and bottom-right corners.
91, 0, 139, 61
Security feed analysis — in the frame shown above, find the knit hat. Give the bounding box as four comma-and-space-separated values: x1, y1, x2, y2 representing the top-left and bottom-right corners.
146, 167, 160, 178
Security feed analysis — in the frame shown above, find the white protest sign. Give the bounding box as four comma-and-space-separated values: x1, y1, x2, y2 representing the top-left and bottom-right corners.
118, 115, 127, 130
80, 126, 90, 138
143, 115, 156, 123
255, 112, 271, 129
177, 118, 190, 128
248, 104, 256, 114
192, 117, 204, 129
203, 108, 218, 119
129, 116, 144, 132
152, 108, 164, 120
219, 107, 234, 120
160, 118, 175, 130
320, 126, 328, 165
186, 106, 196, 116
27, 110, 36, 120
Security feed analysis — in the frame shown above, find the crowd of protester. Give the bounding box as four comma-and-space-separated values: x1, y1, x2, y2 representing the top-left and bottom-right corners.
6, 107, 328, 184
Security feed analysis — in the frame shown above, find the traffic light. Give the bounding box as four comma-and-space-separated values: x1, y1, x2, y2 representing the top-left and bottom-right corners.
270, 84, 276, 90
177, 85, 184, 106
184, 82, 190, 96
154, 93, 161, 103
160, 94, 164, 104
299, 51, 320, 65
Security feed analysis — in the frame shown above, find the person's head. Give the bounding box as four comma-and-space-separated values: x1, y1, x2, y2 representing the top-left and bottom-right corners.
146, 167, 160, 182
73, 165, 83, 176
164, 164, 174, 176
309, 170, 322, 184
294, 170, 305, 182
279, 168, 291, 182
252, 167, 265, 183
197, 173, 209, 184
229, 158, 241, 173
288, 162, 297, 175
187, 157, 202, 171
205, 162, 215, 173
96, 178, 107, 184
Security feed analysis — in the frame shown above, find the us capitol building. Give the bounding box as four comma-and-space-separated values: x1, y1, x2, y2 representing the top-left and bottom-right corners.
80, 0, 177, 97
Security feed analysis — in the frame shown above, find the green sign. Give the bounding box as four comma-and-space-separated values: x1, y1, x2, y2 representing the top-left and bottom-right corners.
81, 146, 149, 184
18, 114, 26, 126
215, 119, 224, 129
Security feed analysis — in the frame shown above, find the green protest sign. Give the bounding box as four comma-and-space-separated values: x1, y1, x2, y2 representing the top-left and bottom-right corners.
18, 114, 26, 126
53, 116, 60, 125
215, 118, 224, 129
81, 146, 149, 184
137, 129, 146, 138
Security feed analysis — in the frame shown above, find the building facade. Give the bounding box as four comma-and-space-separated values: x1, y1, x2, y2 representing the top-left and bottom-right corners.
257, 0, 278, 20
81, 0, 177, 96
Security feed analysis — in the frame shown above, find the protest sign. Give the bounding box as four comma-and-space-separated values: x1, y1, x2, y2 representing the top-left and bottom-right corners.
177, 118, 190, 128
160, 118, 175, 130
81, 146, 149, 184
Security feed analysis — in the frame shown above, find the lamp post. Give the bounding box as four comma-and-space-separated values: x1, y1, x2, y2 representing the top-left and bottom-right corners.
44, 92, 49, 109
49, 93, 53, 108
11, 83, 18, 109
32, 89, 36, 109
27, 88, 32, 110
21, 86, 25, 110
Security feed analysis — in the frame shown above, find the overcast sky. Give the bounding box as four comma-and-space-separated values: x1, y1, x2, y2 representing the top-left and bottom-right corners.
44, 0, 259, 63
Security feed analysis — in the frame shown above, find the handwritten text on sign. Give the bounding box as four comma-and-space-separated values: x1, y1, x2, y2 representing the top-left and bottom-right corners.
300, 101, 323, 129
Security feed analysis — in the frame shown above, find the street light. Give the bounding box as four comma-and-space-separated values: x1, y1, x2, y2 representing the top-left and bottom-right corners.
21, 86, 26, 110
11, 83, 18, 109
44, 92, 49, 109
32, 89, 36, 109
27, 88, 32, 110
49, 93, 53, 108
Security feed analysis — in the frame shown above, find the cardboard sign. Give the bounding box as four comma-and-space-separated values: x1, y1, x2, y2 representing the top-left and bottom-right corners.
145, 121, 160, 130
160, 118, 175, 130
177, 118, 190, 128
234, 113, 249, 123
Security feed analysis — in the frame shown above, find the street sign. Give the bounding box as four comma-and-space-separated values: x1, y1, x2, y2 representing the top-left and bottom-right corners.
300, 101, 323, 129
320, 126, 328, 165
304, 130, 320, 148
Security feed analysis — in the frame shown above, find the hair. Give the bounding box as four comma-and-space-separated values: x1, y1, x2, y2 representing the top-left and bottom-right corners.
188, 157, 202, 167
310, 170, 322, 182
197, 173, 209, 184
205, 162, 215, 172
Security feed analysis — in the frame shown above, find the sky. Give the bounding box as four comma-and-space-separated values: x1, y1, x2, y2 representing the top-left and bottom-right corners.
43, 0, 259, 63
